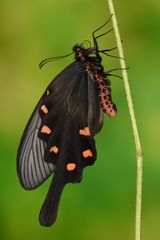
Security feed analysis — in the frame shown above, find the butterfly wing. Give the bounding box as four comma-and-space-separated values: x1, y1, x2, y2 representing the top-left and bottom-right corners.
17, 99, 55, 190
17, 61, 85, 190
38, 61, 103, 226
37, 61, 103, 183
17, 60, 103, 225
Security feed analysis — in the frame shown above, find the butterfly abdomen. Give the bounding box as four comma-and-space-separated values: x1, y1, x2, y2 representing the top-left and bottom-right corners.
94, 73, 117, 116
74, 46, 117, 117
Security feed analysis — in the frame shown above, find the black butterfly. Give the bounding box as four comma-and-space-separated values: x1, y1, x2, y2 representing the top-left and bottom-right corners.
17, 16, 117, 227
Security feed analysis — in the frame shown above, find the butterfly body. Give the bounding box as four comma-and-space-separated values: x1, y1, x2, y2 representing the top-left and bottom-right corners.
17, 20, 117, 226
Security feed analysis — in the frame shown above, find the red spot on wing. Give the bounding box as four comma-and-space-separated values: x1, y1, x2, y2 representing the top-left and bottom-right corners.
41, 105, 48, 114
50, 145, 59, 154
79, 127, 90, 136
82, 149, 93, 158
66, 163, 76, 171
41, 125, 51, 134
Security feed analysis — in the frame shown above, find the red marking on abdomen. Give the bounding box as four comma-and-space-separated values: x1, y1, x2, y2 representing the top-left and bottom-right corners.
98, 85, 107, 90
94, 74, 117, 117
102, 102, 117, 117
108, 108, 117, 117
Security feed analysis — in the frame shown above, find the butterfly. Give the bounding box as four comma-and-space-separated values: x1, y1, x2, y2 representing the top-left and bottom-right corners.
17, 16, 117, 227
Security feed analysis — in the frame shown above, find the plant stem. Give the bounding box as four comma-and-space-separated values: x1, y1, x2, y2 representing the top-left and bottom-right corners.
107, 1, 143, 240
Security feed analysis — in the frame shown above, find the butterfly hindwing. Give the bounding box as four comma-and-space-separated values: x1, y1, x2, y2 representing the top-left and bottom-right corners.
17, 99, 55, 190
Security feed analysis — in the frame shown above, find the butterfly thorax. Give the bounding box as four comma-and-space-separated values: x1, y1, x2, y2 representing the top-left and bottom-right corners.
73, 45, 102, 66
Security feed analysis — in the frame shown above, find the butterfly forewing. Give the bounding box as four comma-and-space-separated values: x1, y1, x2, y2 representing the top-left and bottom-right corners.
37, 61, 102, 182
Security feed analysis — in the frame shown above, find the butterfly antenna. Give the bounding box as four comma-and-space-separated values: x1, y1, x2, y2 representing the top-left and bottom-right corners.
80, 40, 91, 48
39, 52, 74, 69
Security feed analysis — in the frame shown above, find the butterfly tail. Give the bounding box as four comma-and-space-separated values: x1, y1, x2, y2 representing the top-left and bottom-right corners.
39, 175, 65, 226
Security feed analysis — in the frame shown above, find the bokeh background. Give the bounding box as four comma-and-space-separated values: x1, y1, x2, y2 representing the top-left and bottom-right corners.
0, 0, 160, 239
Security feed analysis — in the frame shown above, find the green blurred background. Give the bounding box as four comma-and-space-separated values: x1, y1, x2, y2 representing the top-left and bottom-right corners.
0, 0, 160, 239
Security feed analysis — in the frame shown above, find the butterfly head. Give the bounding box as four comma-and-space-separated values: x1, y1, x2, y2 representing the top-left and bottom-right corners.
73, 41, 97, 61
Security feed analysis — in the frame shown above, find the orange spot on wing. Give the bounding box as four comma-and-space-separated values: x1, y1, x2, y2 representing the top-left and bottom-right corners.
41, 125, 51, 134
41, 105, 48, 114
79, 127, 90, 136
66, 163, 76, 171
82, 149, 93, 158
50, 145, 59, 154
